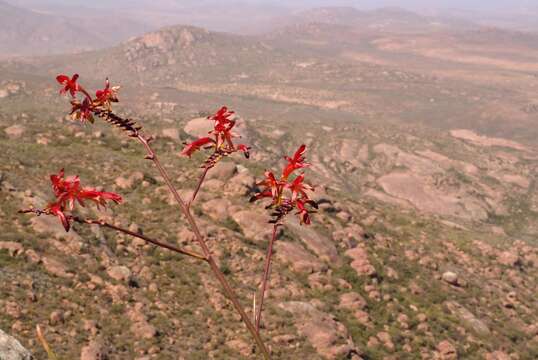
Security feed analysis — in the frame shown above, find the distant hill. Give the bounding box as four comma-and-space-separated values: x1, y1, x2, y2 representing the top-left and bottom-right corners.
11, 24, 292, 87
0, 0, 151, 57
273, 6, 478, 36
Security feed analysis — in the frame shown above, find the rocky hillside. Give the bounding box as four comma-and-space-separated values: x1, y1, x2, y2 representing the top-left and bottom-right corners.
0, 70, 537, 359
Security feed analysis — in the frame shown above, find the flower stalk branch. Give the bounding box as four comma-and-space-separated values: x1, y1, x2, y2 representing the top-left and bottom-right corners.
255, 223, 279, 333
188, 167, 210, 209
18, 208, 207, 261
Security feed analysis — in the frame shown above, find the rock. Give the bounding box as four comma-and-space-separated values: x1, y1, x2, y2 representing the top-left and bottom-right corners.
279, 302, 360, 359
231, 210, 272, 242
0, 328, 33, 360
345, 246, 376, 277
161, 128, 180, 141
80, 338, 108, 360
30, 215, 82, 244
107, 266, 132, 282
442, 271, 459, 286
0, 242, 24, 257
49, 310, 64, 326
127, 304, 158, 339
206, 161, 237, 181
225, 172, 255, 195
484, 351, 511, 360
339, 293, 367, 311
4, 302, 22, 319
285, 218, 339, 264
184, 117, 212, 138
376, 332, 394, 351
275, 241, 326, 273
225, 339, 252, 357
42, 257, 73, 278
201, 198, 231, 221
115, 172, 144, 190
497, 251, 521, 267
444, 301, 491, 336
131, 321, 157, 340
4, 125, 25, 139
437, 340, 457, 359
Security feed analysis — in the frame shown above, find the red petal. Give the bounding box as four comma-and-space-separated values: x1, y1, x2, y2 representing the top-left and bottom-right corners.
56, 75, 69, 84
180, 137, 214, 157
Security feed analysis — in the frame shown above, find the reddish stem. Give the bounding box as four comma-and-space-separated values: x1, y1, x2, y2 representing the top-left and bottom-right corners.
255, 224, 279, 333
18, 209, 207, 261
136, 135, 271, 359
188, 167, 209, 209
84, 219, 207, 261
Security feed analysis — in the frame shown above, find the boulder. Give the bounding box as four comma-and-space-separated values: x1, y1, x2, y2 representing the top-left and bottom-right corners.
201, 198, 231, 221
231, 210, 271, 243
81, 338, 108, 360
279, 302, 360, 359
442, 271, 459, 286
107, 266, 132, 282
0, 329, 33, 360
207, 161, 237, 181
4, 125, 25, 139
437, 340, 457, 360
275, 241, 325, 273
345, 246, 376, 277
161, 128, 180, 141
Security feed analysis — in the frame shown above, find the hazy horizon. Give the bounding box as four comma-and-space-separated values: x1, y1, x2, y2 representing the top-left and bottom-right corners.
5, 0, 538, 14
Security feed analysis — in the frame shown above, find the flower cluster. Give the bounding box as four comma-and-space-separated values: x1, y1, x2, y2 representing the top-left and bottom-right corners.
56, 74, 120, 123
181, 106, 251, 168
44, 169, 122, 231
250, 145, 317, 224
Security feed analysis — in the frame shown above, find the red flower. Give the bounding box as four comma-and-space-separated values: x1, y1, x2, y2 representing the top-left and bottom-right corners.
237, 144, 251, 159
50, 168, 122, 211
287, 173, 314, 201
70, 98, 94, 123
180, 106, 250, 163
256, 171, 282, 201
282, 144, 309, 179
56, 74, 80, 97
45, 169, 122, 232
77, 189, 123, 209
251, 145, 316, 225
181, 137, 215, 157
296, 199, 311, 225
209, 106, 235, 125
45, 202, 71, 232
95, 78, 120, 106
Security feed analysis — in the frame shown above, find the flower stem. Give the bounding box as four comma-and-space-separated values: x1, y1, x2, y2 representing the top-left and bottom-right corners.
136, 135, 271, 359
18, 209, 207, 262
80, 218, 207, 261
188, 167, 209, 209
255, 224, 278, 333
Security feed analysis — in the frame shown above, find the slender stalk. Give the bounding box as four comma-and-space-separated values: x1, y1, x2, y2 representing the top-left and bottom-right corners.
255, 224, 278, 333
136, 135, 271, 359
18, 209, 207, 261
80, 218, 207, 261
188, 167, 209, 209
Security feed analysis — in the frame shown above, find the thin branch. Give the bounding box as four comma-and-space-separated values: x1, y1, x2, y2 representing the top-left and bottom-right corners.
188, 167, 210, 209
255, 224, 279, 333
135, 134, 271, 359
81, 218, 207, 261
18, 209, 207, 262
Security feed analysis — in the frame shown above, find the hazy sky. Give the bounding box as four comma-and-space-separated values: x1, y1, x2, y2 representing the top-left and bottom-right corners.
7, 0, 537, 12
